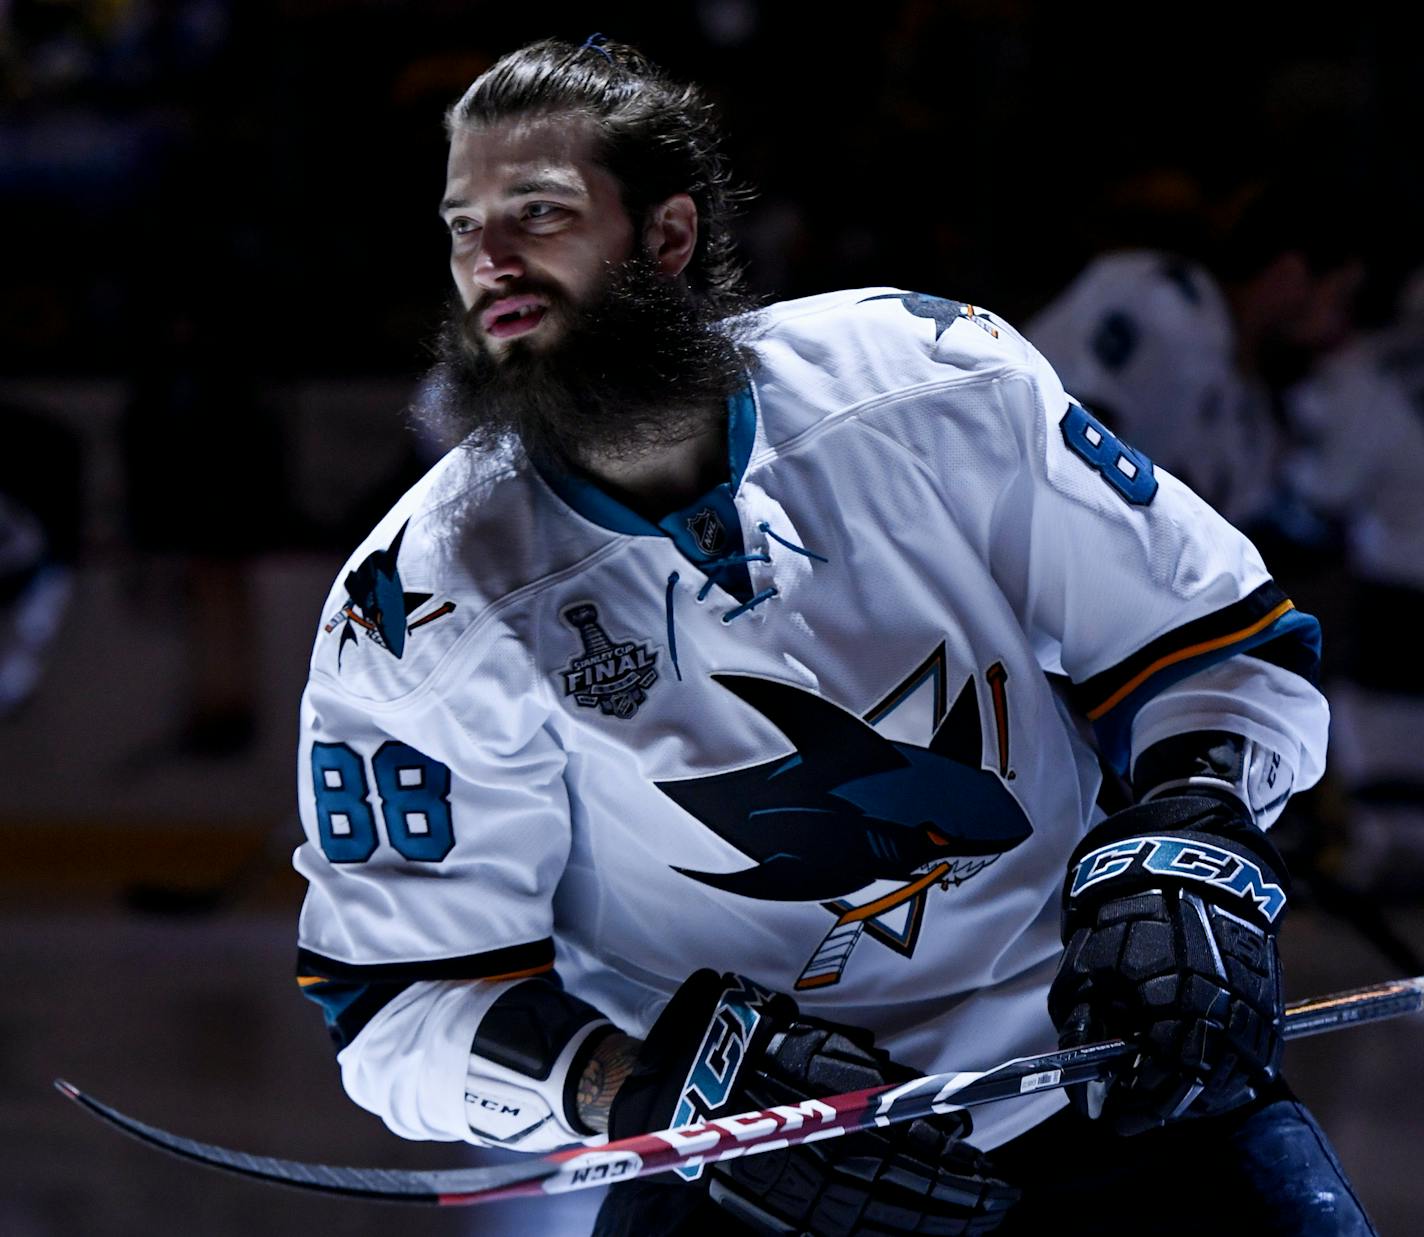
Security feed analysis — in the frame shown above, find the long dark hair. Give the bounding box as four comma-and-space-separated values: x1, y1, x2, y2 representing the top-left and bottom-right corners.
446, 37, 752, 319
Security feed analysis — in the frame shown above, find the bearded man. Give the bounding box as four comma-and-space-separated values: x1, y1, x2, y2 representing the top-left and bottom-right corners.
292, 36, 1372, 1236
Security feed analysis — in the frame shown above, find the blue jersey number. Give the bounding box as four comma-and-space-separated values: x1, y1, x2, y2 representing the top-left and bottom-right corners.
372, 741, 455, 862
1060, 402, 1158, 506
311, 742, 380, 863
311, 741, 454, 863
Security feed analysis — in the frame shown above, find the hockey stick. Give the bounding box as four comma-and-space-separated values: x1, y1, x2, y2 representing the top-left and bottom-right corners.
55, 975, 1423, 1207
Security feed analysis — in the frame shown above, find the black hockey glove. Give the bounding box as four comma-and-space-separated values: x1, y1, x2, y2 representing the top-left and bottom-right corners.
1047, 793, 1289, 1136
608, 970, 1019, 1236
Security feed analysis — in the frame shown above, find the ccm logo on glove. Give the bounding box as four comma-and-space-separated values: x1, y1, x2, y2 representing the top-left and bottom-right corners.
1069, 835, 1287, 922
669, 976, 771, 1180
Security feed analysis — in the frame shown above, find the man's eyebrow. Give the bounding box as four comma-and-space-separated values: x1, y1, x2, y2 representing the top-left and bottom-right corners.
440, 175, 585, 215
508, 174, 584, 197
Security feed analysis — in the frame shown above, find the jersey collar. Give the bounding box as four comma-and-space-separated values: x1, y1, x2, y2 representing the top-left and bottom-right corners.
536, 383, 758, 541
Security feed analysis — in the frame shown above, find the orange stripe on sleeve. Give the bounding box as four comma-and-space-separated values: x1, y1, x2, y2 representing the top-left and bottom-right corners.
1086, 599, 1295, 721
479, 961, 556, 983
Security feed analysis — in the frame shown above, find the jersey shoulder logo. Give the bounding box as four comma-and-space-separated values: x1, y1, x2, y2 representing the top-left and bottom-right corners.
561, 603, 659, 719
859, 292, 1000, 341
323, 520, 456, 668
657, 645, 1031, 989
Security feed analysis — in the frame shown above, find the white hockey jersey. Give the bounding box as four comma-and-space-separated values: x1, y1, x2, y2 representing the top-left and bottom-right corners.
1287, 329, 1424, 591
1283, 324, 1424, 886
1026, 251, 1281, 526
293, 289, 1327, 1152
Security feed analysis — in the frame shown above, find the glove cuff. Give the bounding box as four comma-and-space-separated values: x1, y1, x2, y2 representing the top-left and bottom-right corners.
1063, 795, 1290, 937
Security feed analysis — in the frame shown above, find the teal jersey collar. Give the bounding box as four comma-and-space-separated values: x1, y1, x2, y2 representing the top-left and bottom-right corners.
726, 383, 756, 492
536, 384, 757, 540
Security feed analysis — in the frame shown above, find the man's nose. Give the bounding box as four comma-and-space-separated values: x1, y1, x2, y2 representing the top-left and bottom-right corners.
470, 224, 525, 287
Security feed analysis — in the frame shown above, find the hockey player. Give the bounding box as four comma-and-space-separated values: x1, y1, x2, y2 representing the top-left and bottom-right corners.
1026, 184, 1364, 528
0, 404, 80, 719
1284, 273, 1424, 894
292, 38, 1373, 1235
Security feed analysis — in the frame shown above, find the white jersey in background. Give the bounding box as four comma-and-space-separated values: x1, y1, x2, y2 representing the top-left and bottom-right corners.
1287, 326, 1424, 591
291, 288, 1326, 1153
1026, 250, 1281, 526
1285, 321, 1424, 888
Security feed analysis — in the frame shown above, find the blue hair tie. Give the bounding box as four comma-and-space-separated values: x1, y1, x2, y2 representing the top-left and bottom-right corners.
580, 32, 614, 63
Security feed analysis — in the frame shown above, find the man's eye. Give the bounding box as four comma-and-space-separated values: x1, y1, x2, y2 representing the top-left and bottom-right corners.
524, 203, 566, 222
448, 217, 479, 237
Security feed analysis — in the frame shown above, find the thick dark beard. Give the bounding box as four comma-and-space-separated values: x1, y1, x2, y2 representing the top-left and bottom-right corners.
419, 254, 754, 474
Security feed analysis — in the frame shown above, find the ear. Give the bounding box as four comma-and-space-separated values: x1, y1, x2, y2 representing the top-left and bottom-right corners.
643, 193, 699, 277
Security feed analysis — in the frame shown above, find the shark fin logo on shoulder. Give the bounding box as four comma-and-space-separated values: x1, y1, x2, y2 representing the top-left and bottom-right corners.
323, 521, 456, 668
860, 292, 1000, 341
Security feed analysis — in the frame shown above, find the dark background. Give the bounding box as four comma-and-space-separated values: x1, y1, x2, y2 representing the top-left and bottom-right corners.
5, 2, 1421, 379
3, 4, 1422, 1234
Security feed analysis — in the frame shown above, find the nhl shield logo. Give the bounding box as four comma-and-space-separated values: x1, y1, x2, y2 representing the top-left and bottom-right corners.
561, 604, 659, 719
686, 507, 726, 555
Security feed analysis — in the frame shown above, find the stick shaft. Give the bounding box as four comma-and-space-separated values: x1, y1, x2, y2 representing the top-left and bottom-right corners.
55, 975, 1424, 1207
1277, 976, 1424, 1038
496, 974, 1424, 1205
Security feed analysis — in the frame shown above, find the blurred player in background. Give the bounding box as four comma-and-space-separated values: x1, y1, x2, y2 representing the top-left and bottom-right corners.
1285, 270, 1424, 895
1026, 182, 1364, 529
289, 37, 1372, 1235
0, 404, 81, 719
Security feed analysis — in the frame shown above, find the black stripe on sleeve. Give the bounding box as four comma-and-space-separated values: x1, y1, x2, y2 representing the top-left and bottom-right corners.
295, 939, 557, 1052
297, 937, 555, 983
1071, 580, 1291, 717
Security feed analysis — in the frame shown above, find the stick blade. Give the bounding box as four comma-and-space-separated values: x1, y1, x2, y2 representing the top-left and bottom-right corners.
52, 1079, 557, 1205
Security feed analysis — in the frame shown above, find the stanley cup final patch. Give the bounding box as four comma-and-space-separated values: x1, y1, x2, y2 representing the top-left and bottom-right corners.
561, 603, 659, 719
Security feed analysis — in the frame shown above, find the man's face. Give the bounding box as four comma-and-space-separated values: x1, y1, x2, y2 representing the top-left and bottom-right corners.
440, 114, 636, 358
422, 109, 746, 474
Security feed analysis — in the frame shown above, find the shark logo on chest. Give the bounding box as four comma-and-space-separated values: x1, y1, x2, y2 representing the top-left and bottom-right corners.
657, 646, 1031, 989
